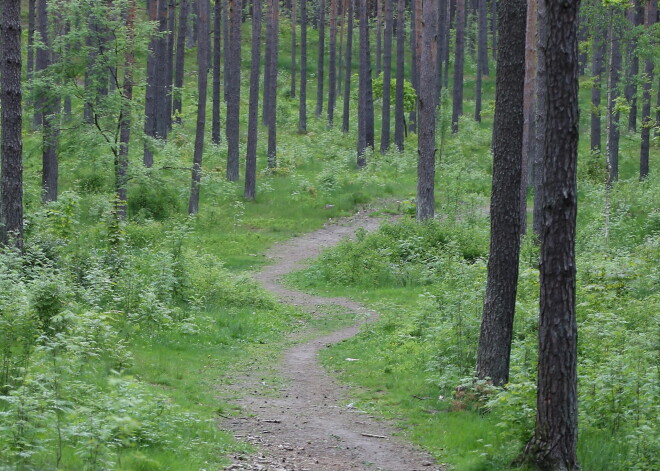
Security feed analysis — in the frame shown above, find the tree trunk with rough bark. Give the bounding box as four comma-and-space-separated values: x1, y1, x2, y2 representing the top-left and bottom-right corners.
475, 0, 526, 387
144, 0, 158, 167
342, 0, 354, 133
521, 0, 538, 236
225, 0, 242, 181
267, 0, 279, 168
291, 0, 297, 98
188, 0, 209, 214
173, 0, 188, 124
394, 0, 405, 150
532, 0, 546, 237
624, 2, 641, 133
452, 0, 466, 133
328, 0, 338, 125
521, 1, 580, 468
299, 0, 308, 132
416, 0, 439, 222
245, 0, 262, 199
380, 0, 393, 153
212, 0, 222, 143
357, 0, 374, 167
1, 0, 23, 249
316, 0, 326, 118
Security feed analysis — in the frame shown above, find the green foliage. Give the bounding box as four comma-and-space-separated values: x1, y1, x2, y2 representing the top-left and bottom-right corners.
372, 73, 417, 113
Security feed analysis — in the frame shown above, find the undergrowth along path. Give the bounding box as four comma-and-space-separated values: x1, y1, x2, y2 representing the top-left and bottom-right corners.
222, 207, 443, 471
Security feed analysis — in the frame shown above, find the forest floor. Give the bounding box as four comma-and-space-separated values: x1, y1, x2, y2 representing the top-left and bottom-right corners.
220, 207, 443, 471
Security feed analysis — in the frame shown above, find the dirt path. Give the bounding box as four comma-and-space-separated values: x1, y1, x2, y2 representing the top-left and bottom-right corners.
222, 208, 443, 471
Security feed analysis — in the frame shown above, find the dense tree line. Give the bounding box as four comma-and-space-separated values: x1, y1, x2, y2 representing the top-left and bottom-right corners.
1, 2, 658, 469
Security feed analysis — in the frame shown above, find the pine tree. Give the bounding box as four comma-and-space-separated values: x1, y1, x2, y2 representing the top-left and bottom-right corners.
0, 0, 23, 249
245, 0, 263, 200
225, 0, 242, 181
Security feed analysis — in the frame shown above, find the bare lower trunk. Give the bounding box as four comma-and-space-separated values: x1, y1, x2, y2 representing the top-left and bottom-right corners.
245, 0, 262, 200
342, 0, 353, 133
225, 0, 242, 181
452, 0, 466, 133
394, 0, 405, 150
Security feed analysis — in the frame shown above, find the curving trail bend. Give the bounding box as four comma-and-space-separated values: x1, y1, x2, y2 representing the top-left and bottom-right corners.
223, 208, 443, 471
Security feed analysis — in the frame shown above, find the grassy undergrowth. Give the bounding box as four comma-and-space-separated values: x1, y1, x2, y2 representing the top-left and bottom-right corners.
287, 171, 660, 471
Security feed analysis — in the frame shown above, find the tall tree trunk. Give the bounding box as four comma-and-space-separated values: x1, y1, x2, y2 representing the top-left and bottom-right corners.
452, 0, 466, 133
478, 0, 489, 76
263, 0, 273, 126
189, 0, 210, 214
27, 0, 37, 130
299, 0, 308, 132
342, 0, 354, 133
624, 2, 641, 133
37, 0, 58, 203
173, 0, 188, 124
245, 0, 262, 200
328, 0, 338, 125
522, 1, 580, 469
267, 0, 279, 168
605, 10, 622, 184
337, 0, 346, 96
521, 0, 538, 236
357, 0, 374, 167
436, 0, 447, 97
223, 0, 229, 94
291, 0, 297, 98
490, 0, 496, 60
165, 0, 176, 131
416, 0, 439, 221
376, 0, 382, 75
475, 0, 526, 387
409, 0, 419, 133
316, 0, 326, 117
640, 1, 656, 180
380, 0, 393, 153
394, 0, 405, 150
532, 0, 546, 237
225, 0, 242, 181
1, 0, 23, 249
590, 23, 606, 153
212, 0, 222, 143
443, 0, 451, 87
117, 0, 137, 220
155, 0, 170, 140
144, 0, 158, 167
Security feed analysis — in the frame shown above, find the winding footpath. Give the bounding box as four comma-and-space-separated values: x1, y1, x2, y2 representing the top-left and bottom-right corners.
222, 208, 443, 471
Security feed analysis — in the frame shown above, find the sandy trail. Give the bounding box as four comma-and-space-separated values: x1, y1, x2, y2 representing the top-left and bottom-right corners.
222, 208, 442, 471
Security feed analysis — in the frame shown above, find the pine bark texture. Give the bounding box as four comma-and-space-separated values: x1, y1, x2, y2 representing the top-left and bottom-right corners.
452, 0, 466, 133
521, 0, 538, 236
640, 1, 656, 180
624, 3, 641, 133
394, 0, 405, 150
245, 0, 262, 200
212, 0, 222, 143
328, 0, 338, 125
532, 0, 546, 237
342, 0, 354, 133
380, 0, 393, 153
173, 0, 188, 123
225, 0, 242, 181
416, 0, 439, 222
316, 0, 326, 117
188, 0, 209, 214
37, 0, 58, 203
155, 0, 170, 140
143, 0, 158, 167
523, 1, 580, 468
267, 0, 279, 168
357, 0, 374, 167
475, 0, 526, 387
291, 0, 297, 98
299, 0, 308, 132
1, 0, 23, 248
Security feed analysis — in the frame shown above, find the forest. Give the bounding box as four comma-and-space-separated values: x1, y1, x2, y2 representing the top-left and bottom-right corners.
0, 0, 658, 470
